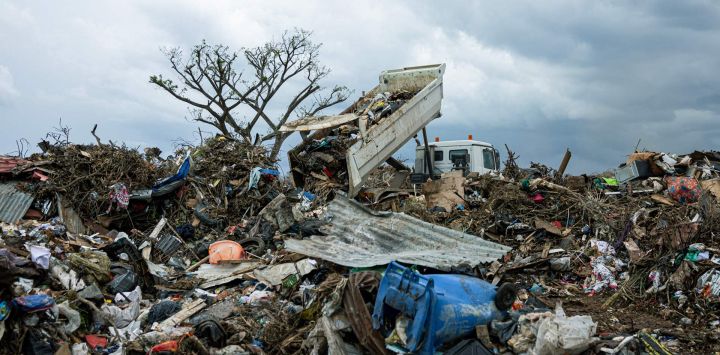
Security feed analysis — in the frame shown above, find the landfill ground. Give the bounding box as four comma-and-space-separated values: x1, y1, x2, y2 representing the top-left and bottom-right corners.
1, 134, 719, 355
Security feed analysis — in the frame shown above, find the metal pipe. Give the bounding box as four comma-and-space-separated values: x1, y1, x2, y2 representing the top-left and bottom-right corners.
422, 127, 433, 176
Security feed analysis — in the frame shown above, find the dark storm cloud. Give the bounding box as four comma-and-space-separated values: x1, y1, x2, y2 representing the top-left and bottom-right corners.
402, 0, 720, 172
1, 0, 718, 173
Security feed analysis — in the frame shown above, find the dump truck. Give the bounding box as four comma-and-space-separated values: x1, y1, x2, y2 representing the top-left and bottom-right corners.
283, 63, 499, 197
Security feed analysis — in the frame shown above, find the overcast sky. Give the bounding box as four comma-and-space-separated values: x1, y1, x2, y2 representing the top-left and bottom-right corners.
1, 1, 719, 174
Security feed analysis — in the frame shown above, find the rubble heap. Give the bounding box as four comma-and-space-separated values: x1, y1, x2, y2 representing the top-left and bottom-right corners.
385, 150, 720, 353
2, 134, 720, 354
187, 137, 280, 225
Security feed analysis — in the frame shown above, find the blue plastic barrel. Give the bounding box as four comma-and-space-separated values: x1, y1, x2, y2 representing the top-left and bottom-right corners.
372, 262, 509, 354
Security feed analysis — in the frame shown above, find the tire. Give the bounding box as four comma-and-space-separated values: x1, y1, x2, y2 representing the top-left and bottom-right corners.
495, 283, 517, 311
238, 237, 266, 255
194, 204, 225, 228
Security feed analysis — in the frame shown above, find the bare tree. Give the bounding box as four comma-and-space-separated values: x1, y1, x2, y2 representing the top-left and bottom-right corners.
150, 29, 350, 160
46, 118, 72, 147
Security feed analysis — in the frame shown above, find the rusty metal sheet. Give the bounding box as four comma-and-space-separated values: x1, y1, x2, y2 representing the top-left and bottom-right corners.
0, 156, 28, 174
56, 194, 88, 234
280, 113, 358, 132
284, 195, 511, 270
0, 181, 33, 224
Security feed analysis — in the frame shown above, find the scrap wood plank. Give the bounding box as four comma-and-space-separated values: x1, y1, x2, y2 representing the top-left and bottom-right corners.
534, 218, 563, 236
502, 257, 548, 273
310, 172, 329, 181
3, 245, 29, 257
64, 238, 94, 248
651, 194, 675, 206
148, 217, 167, 240
199, 273, 254, 289
154, 298, 206, 330
493, 257, 549, 285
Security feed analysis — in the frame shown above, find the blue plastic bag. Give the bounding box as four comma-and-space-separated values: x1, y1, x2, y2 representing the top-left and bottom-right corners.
13, 294, 55, 313
153, 156, 191, 193
259, 168, 280, 176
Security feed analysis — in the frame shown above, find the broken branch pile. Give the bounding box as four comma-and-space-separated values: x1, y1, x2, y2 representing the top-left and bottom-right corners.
34, 143, 163, 222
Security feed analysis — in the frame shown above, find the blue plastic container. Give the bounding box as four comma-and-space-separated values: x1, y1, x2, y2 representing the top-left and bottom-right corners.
372, 262, 509, 354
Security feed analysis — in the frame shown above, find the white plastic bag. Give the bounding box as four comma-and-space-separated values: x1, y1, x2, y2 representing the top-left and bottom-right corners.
57, 301, 81, 333
101, 298, 140, 328
697, 269, 720, 297
50, 260, 86, 291
72, 343, 89, 355
117, 320, 143, 341
114, 285, 142, 304
533, 304, 596, 355
27, 244, 51, 269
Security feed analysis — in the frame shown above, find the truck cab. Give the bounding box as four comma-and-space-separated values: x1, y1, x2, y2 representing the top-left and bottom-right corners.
414, 137, 500, 176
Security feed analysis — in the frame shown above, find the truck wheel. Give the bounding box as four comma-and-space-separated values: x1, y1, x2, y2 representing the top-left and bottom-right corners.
495, 283, 517, 311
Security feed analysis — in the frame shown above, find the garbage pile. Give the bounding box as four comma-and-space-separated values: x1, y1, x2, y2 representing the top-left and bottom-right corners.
2, 133, 720, 354
189, 137, 280, 223
0, 136, 300, 354
388, 149, 720, 353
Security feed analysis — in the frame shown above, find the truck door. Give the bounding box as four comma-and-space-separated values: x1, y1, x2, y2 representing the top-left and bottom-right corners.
430, 147, 453, 173
414, 145, 447, 175
482, 148, 497, 172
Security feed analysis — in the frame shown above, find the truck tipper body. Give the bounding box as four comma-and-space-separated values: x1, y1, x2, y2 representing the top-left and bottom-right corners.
284, 64, 446, 197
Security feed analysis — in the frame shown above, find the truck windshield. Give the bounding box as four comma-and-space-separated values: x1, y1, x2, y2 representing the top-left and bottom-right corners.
483, 148, 495, 170
449, 149, 468, 168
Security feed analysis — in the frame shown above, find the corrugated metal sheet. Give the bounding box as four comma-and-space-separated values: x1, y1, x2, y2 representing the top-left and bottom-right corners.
0, 181, 33, 224
284, 196, 511, 270
56, 194, 88, 235
0, 156, 28, 174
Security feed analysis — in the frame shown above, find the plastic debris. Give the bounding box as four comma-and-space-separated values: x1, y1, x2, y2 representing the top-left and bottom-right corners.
532, 304, 597, 355
13, 294, 55, 313
372, 261, 514, 353
27, 245, 51, 269
665, 176, 701, 204
208, 240, 245, 264
57, 301, 81, 333
697, 269, 720, 298
85, 334, 108, 351
108, 182, 130, 211
1, 116, 719, 354
147, 301, 182, 325
0, 301, 9, 321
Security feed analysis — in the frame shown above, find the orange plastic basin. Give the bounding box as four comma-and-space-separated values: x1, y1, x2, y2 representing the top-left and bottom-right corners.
208, 240, 246, 264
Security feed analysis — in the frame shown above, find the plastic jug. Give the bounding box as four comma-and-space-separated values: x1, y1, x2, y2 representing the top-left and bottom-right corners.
372, 261, 516, 354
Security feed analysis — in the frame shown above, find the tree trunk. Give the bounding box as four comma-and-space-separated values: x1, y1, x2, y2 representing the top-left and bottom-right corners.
269, 132, 290, 161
